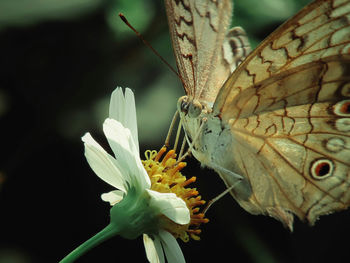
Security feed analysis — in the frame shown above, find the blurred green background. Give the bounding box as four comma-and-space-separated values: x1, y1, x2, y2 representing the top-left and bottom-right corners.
1, 0, 349, 262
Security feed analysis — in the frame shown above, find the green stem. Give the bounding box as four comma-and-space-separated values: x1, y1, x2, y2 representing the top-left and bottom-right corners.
60, 224, 118, 263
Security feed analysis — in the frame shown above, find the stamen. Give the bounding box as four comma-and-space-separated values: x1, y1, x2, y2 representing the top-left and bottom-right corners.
154, 146, 167, 162
187, 229, 201, 234
189, 234, 201, 241
144, 150, 157, 160
142, 147, 208, 242
149, 165, 160, 176
183, 190, 199, 199
161, 150, 176, 166
192, 207, 200, 213
188, 196, 206, 207
180, 176, 196, 187
168, 162, 186, 176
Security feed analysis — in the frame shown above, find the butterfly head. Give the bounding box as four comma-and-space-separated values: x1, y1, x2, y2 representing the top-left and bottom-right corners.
177, 96, 203, 118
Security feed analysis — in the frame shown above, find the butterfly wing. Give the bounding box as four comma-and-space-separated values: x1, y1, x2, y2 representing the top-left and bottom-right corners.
212, 0, 350, 227
222, 26, 251, 74
165, 0, 250, 103
215, 0, 350, 113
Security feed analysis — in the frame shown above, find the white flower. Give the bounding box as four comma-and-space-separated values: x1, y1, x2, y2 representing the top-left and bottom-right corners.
81, 87, 190, 263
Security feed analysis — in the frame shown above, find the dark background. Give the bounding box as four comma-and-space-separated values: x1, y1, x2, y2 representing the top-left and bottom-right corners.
1, 0, 349, 262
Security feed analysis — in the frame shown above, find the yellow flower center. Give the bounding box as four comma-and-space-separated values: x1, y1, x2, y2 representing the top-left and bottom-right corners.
142, 147, 209, 242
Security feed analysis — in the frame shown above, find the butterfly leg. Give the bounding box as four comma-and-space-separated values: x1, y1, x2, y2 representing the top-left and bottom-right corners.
163, 110, 179, 148
178, 135, 187, 160
208, 161, 252, 202
177, 117, 207, 163
202, 177, 242, 215
206, 162, 243, 181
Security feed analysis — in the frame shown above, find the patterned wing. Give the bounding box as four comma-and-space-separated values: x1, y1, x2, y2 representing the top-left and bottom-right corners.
211, 0, 350, 226
215, 0, 350, 114
222, 26, 251, 74
165, 0, 251, 103
227, 56, 350, 227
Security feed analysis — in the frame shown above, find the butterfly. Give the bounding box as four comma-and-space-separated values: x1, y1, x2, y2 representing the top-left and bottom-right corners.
164, 0, 350, 230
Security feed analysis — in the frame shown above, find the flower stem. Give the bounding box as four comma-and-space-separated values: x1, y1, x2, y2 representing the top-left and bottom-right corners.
59, 224, 118, 263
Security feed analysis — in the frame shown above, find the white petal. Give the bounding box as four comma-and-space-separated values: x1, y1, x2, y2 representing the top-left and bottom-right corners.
143, 234, 164, 263
109, 87, 125, 124
104, 118, 140, 160
101, 190, 124, 205
103, 118, 150, 189
153, 236, 165, 263
109, 87, 139, 153
159, 230, 185, 263
146, 190, 190, 225
103, 118, 134, 156
82, 133, 127, 192
124, 88, 139, 153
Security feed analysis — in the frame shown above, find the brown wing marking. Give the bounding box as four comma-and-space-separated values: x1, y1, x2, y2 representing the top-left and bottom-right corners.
214, 0, 350, 115
165, 0, 233, 102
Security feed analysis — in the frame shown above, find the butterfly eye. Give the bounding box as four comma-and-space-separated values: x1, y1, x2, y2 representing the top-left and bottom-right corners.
177, 96, 189, 114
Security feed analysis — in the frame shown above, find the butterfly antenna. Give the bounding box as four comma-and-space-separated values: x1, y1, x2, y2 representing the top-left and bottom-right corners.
119, 13, 180, 78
